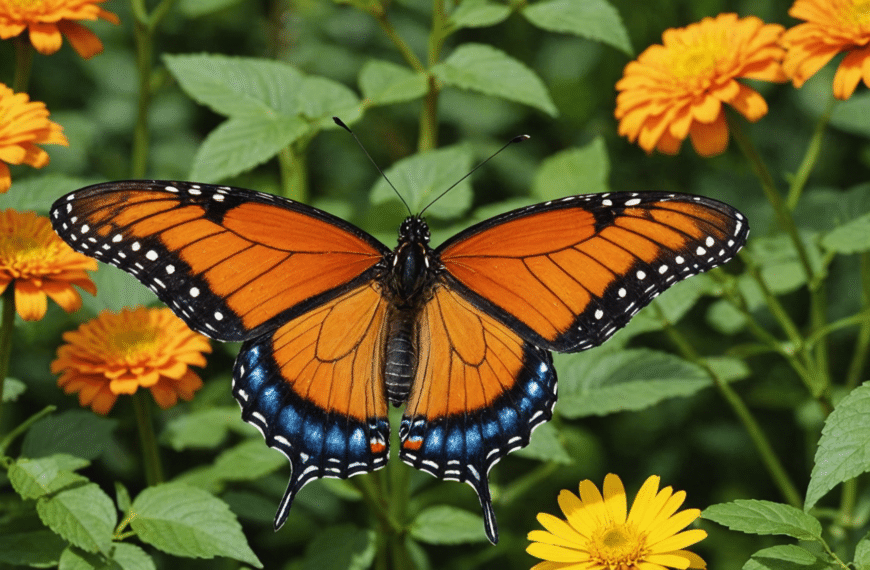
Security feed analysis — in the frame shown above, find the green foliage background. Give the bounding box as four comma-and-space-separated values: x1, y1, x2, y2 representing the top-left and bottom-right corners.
2, 0, 870, 569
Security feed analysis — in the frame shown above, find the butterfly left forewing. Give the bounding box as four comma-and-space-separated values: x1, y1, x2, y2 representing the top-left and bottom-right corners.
234, 281, 391, 529
399, 285, 557, 544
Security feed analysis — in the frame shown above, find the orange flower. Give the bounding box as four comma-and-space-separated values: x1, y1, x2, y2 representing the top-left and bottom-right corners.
0, 83, 68, 193
53, 307, 212, 415
782, 0, 870, 99
0, 209, 96, 321
0, 0, 119, 59
615, 13, 787, 157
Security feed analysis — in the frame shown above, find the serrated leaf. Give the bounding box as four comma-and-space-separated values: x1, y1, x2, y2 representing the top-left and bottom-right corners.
130, 483, 261, 567
111, 543, 156, 570
0, 530, 66, 567
370, 145, 473, 218
556, 348, 710, 418
22, 410, 117, 461
702, 500, 822, 541
2, 377, 25, 402
298, 76, 361, 123
448, 0, 512, 29
190, 114, 308, 182
822, 213, 870, 254
513, 422, 573, 464
410, 506, 489, 544
522, 0, 633, 55
806, 383, 870, 508
744, 545, 834, 570
302, 525, 376, 570
37, 484, 117, 554
359, 60, 427, 106
164, 54, 303, 117
162, 407, 246, 450
532, 138, 610, 200
432, 44, 557, 116
9, 456, 89, 500
856, 532, 870, 570
58, 546, 112, 570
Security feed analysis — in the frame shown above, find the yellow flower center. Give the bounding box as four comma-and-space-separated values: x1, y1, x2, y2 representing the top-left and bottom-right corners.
847, 0, 870, 25
108, 329, 163, 361
668, 40, 722, 83
589, 523, 648, 568
0, 233, 58, 278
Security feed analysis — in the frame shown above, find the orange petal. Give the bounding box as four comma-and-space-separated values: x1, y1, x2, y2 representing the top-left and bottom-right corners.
27, 22, 63, 55
0, 145, 27, 165
688, 109, 729, 156
56, 20, 104, 59
21, 144, 50, 168
98, 8, 121, 25
834, 47, 870, 100
728, 84, 768, 122
43, 281, 83, 313
14, 280, 48, 321
0, 162, 10, 192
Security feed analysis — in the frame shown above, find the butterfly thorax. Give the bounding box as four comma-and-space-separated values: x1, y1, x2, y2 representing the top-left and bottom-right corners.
383, 216, 437, 406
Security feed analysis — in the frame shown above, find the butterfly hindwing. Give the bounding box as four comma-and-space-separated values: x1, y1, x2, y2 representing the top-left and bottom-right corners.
399, 285, 557, 544
438, 192, 748, 352
234, 281, 391, 529
50, 181, 388, 341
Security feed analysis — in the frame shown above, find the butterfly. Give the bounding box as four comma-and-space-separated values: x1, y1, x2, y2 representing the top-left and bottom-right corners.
51, 180, 748, 543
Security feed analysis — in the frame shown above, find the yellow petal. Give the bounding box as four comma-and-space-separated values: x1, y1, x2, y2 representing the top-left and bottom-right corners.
526, 543, 590, 563
602, 473, 627, 525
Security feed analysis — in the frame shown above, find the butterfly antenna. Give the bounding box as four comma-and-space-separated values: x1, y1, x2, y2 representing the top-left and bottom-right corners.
333, 117, 412, 216
419, 133, 530, 217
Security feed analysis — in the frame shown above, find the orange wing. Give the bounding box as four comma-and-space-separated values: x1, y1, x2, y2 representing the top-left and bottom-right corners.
399, 285, 557, 544
438, 192, 748, 352
51, 181, 388, 341
233, 281, 391, 530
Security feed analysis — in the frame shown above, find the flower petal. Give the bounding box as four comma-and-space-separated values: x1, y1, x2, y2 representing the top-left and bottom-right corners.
688, 109, 729, 156
56, 20, 104, 59
27, 22, 64, 55
526, 543, 590, 563
14, 280, 48, 321
649, 528, 708, 553
602, 473, 627, 525
834, 46, 870, 100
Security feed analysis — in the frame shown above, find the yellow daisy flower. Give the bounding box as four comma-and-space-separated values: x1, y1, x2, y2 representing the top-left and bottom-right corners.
52, 307, 212, 415
615, 13, 786, 157
527, 474, 707, 570
782, 0, 870, 99
0, 83, 68, 193
0, 209, 96, 321
0, 0, 119, 59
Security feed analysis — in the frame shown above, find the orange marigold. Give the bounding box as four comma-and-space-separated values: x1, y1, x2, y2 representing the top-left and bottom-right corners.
615, 13, 787, 157
0, 209, 96, 321
0, 83, 68, 193
0, 0, 119, 59
53, 307, 212, 415
782, 0, 870, 99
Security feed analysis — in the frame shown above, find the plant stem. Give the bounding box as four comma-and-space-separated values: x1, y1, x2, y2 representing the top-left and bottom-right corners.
278, 146, 308, 202
418, 0, 446, 152
0, 406, 56, 457
132, 391, 164, 485
846, 254, 870, 391
12, 38, 34, 93
787, 96, 835, 210
0, 288, 14, 433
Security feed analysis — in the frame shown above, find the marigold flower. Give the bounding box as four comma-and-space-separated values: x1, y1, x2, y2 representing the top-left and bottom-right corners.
0, 0, 119, 59
527, 474, 707, 570
0, 209, 96, 321
0, 84, 68, 193
781, 0, 870, 99
52, 307, 212, 415
615, 13, 787, 157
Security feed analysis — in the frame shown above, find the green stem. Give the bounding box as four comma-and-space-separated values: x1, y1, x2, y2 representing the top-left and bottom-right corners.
0, 406, 56, 458
277, 146, 308, 202
132, 391, 164, 485
654, 304, 803, 508
12, 38, 34, 93
370, 6, 425, 72
0, 288, 15, 433
418, 0, 446, 152
786, 96, 835, 210
846, 254, 870, 391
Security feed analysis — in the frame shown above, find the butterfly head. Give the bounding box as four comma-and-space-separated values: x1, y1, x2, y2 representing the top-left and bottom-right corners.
398, 216, 430, 245
390, 216, 435, 304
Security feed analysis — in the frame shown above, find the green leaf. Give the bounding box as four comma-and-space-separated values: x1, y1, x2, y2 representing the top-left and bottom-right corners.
83, 263, 157, 313
522, 0, 633, 55
2, 377, 25, 402
830, 92, 870, 139
556, 348, 711, 418
822, 213, 870, 254
744, 545, 835, 570
745, 234, 826, 295
130, 483, 261, 567
178, 0, 244, 18
22, 410, 117, 461
856, 532, 870, 570
0, 530, 66, 567
432, 44, 557, 116
531, 138, 610, 200
705, 356, 751, 383
302, 525, 376, 570
9, 456, 89, 500
513, 422, 573, 464
164, 54, 303, 117
111, 543, 156, 570
37, 483, 117, 554
3, 174, 95, 212
806, 383, 870, 508
702, 500, 822, 541
298, 76, 361, 124
448, 0, 512, 29
410, 506, 489, 545
162, 406, 250, 450
189, 114, 308, 182
58, 546, 110, 570
370, 144, 473, 218
116, 483, 132, 514
359, 60, 427, 106
706, 299, 747, 335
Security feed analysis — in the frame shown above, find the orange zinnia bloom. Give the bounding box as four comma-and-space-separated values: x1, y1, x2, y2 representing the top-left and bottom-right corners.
0, 84, 68, 193
0, 0, 119, 59
782, 0, 870, 100
53, 307, 212, 415
0, 209, 96, 321
615, 13, 787, 157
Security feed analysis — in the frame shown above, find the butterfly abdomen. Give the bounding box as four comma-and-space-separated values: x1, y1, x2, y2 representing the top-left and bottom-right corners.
384, 309, 417, 406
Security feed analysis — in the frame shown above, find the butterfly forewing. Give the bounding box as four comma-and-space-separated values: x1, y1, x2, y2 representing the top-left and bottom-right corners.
438, 192, 748, 353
